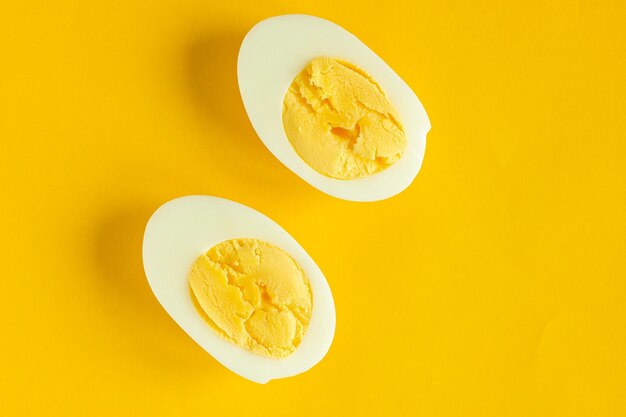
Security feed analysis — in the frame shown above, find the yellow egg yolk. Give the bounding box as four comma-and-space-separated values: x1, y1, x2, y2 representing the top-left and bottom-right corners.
188, 238, 313, 359
282, 57, 407, 179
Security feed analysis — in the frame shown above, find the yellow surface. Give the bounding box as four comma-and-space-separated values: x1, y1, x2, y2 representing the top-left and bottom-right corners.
189, 238, 312, 358
283, 57, 406, 179
1, 0, 625, 415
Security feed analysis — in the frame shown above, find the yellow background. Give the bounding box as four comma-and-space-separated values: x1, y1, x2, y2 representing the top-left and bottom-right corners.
2, 0, 625, 415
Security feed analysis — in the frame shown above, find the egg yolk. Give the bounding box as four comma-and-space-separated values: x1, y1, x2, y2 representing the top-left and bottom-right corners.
282, 57, 407, 179
188, 238, 313, 359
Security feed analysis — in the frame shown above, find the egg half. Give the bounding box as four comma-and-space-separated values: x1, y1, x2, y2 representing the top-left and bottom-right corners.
238, 14, 431, 202
142, 196, 336, 383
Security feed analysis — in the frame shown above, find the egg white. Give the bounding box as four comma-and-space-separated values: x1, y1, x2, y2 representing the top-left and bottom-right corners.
237, 14, 431, 202
142, 195, 335, 383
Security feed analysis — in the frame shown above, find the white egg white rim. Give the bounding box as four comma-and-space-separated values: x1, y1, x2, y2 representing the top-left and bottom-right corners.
142, 195, 336, 383
237, 14, 431, 202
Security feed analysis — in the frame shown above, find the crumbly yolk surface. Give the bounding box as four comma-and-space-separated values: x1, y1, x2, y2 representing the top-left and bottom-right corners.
188, 238, 313, 359
282, 57, 407, 179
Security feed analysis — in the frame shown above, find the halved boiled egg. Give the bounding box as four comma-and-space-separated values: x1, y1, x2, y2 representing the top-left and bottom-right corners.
142, 196, 335, 383
238, 14, 431, 202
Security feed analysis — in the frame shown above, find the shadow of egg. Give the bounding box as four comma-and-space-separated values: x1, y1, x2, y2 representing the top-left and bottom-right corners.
184, 30, 310, 200
93, 207, 227, 379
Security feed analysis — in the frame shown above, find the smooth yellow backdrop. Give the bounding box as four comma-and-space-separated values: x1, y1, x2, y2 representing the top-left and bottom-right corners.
1, 1, 625, 415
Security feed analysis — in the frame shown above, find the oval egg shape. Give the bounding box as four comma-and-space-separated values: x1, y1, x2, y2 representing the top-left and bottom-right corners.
237, 14, 431, 202
142, 195, 336, 383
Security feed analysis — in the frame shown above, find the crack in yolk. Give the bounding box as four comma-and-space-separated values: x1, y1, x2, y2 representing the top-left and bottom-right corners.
282, 57, 407, 179
331, 124, 361, 150
188, 238, 313, 359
